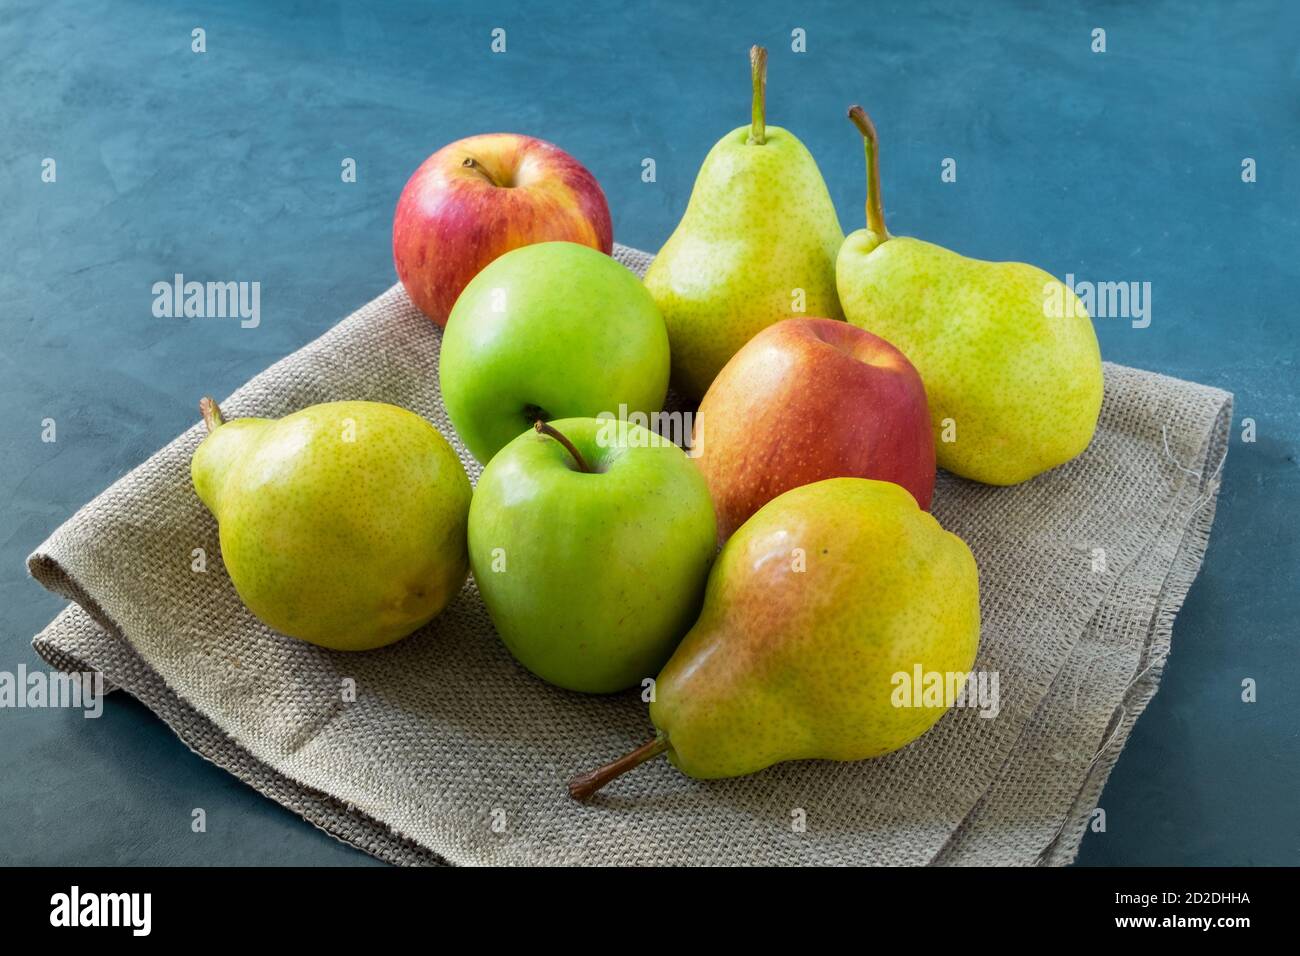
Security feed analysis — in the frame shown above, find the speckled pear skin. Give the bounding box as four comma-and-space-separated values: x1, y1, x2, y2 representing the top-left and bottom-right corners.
649, 478, 980, 780
191, 401, 472, 651
643, 125, 845, 400
838, 232, 1104, 485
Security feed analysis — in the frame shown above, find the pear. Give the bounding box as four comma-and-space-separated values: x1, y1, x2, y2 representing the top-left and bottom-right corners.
836, 106, 1104, 486
191, 398, 472, 651
643, 46, 845, 400
569, 478, 980, 797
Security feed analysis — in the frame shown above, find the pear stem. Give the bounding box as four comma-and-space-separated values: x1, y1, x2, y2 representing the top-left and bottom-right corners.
569, 736, 670, 802
748, 45, 767, 145
534, 419, 592, 473
199, 396, 224, 433
848, 105, 889, 240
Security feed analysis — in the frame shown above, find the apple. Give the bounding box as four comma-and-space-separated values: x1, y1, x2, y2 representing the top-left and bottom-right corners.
693, 317, 935, 540
439, 241, 670, 463
393, 133, 613, 326
469, 417, 717, 693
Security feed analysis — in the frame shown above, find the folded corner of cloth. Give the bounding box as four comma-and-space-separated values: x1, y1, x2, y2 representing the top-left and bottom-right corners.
28, 245, 1232, 866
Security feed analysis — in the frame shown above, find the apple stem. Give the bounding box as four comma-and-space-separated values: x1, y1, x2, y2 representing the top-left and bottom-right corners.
199, 396, 224, 433
848, 105, 889, 240
569, 735, 670, 802
534, 419, 593, 473
748, 45, 767, 145
461, 156, 503, 188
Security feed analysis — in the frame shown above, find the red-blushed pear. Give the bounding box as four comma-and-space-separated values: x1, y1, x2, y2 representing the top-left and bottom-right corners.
692, 317, 935, 541
568, 478, 981, 799
392, 133, 613, 326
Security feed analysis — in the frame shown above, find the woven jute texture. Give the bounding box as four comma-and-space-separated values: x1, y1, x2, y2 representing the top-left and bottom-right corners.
28, 244, 1231, 866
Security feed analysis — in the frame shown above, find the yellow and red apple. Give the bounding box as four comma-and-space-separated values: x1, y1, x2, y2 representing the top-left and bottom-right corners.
693, 317, 935, 541
392, 133, 612, 326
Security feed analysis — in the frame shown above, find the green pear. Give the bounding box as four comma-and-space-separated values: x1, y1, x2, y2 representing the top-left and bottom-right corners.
569, 478, 980, 797
191, 398, 472, 651
836, 106, 1103, 486
643, 46, 844, 400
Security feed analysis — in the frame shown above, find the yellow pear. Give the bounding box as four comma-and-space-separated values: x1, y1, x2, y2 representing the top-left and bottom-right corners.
643, 47, 844, 400
836, 106, 1103, 485
191, 398, 471, 650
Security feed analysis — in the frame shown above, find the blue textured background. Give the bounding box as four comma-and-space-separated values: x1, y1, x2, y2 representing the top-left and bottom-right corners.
1, 1, 1296, 865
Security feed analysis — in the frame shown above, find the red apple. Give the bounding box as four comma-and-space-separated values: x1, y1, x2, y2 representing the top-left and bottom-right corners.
393, 133, 613, 326
693, 317, 935, 540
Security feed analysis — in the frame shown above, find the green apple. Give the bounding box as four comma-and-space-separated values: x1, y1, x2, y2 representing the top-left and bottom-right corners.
439, 241, 670, 463
469, 417, 717, 693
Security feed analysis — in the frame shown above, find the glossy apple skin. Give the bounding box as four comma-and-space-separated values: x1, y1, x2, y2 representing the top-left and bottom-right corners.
469, 417, 717, 694
694, 317, 935, 540
440, 241, 670, 464
393, 133, 613, 326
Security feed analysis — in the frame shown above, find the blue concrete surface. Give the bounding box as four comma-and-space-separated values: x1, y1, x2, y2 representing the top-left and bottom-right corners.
1, 1, 1296, 865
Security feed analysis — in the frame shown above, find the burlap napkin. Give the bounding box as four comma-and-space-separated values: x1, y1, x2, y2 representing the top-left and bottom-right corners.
27, 245, 1231, 866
